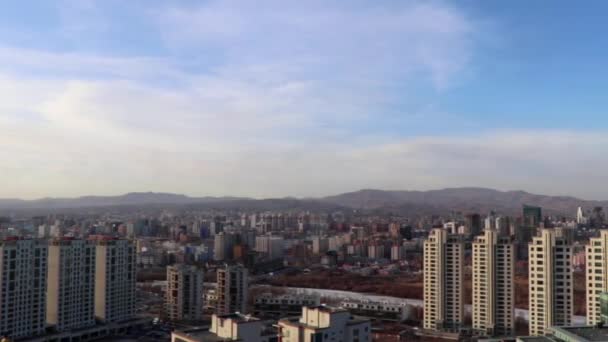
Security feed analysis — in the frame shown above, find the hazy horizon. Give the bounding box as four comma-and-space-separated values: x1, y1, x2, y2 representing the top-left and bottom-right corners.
3, 1, 608, 200
3, 186, 607, 202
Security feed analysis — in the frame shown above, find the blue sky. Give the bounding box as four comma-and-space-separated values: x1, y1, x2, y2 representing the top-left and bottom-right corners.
1, 0, 608, 199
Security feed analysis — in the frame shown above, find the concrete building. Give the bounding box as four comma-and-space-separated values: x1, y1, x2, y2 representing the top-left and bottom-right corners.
217, 264, 249, 315
391, 244, 406, 261
528, 229, 573, 336
253, 293, 320, 319
0, 238, 47, 339
166, 265, 204, 322
367, 243, 385, 260
586, 230, 608, 325
171, 313, 277, 342
93, 237, 136, 323
341, 300, 412, 322
214, 232, 235, 261
278, 306, 371, 342
517, 325, 608, 342
312, 236, 329, 255
472, 230, 515, 337
423, 228, 464, 331
47, 238, 96, 332
254, 235, 284, 260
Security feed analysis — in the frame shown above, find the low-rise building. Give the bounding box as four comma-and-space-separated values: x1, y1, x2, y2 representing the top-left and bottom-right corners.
341, 301, 411, 322
171, 313, 278, 342
278, 305, 371, 342
253, 293, 320, 319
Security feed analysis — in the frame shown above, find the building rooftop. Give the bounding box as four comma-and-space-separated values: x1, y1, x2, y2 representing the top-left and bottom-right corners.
173, 329, 237, 342
216, 313, 260, 323
516, 337, 556, 342
308, 304, 348, 314
552, 325, 608, 342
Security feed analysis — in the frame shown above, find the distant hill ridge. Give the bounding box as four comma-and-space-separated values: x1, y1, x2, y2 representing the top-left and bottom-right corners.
0, 188, 604, 215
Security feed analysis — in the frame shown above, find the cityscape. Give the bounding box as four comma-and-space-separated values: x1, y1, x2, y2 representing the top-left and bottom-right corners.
0, 190, 608, 341
3, 1, 608, 342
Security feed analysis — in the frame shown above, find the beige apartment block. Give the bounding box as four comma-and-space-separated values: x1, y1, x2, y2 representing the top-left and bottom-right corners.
528, 228, 573, 336
586, 230, 608, 325
423, 228, 464, 331
93, 237, 136, 323
472, 229, 515, 337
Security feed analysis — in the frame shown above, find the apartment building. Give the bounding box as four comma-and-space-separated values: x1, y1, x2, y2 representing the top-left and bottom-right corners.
93, 237, 136, 323
472, 230, 515, 337
528, 228, 573, 336
47, 238, 96, 331
0, 238, 47, 339
217, 264, 249, 315
423, 228, 464, 331
166, 265, 204, 322
586, 230, 608, 325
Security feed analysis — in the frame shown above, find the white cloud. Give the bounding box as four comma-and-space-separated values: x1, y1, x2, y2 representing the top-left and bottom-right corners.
158, 0, 474, 89
6, 2, 604, 200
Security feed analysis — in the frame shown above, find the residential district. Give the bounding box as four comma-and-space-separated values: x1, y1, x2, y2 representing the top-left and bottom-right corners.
1, 205, 608, 342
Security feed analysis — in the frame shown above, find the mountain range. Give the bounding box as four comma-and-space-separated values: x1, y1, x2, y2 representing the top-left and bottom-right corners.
0, 188, 605, 216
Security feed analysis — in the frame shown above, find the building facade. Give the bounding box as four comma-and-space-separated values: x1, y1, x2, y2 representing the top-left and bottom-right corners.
0, 239, 47, 339
166, 265, 204, 322
423, 228, 464, 331
94, 238, 136, 323
47, 238, 96, 331
586, 230, 608, 325
528, 229, 573, 336
217, 264, 249, 315
472, 230, 514, 337
253, 293, 319, 319
278, 306, 371, 342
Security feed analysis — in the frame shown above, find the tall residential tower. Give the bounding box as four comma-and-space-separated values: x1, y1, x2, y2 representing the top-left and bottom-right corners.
93, 237, 136, 323
47, 238, 96, 331
0, 239, 48, 339
216, 264, 249, 315
472, 230, 515, 336
586, 230, 608, 325
528, 229, 573, 336
166, 265, 204, 322
423, 228, 464, 331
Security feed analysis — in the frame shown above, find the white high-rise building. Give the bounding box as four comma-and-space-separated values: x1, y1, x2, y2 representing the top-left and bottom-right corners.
577, 207, 587, 225
0, 239, 48, 339
93, 237, 136, 323
472, 230, 514, 337
166, 265, 204, 322
423, 228, 464, 331
586, 230, 608, 325
528, 229, 573, 336
216, 264, 249, 315
47, 238, 96, 331
214, 233, 235, 261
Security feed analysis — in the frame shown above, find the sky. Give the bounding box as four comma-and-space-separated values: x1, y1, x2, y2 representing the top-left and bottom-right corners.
2, 0, 608, 200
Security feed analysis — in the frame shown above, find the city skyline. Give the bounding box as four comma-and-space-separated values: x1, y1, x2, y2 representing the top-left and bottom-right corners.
3, 1, 608, 199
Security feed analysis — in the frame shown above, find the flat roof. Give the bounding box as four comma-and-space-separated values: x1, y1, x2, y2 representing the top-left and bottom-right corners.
215, 313, 260, 323
516, 337, 556, 342
552, 325, 608, 342
173, 330, 238, 342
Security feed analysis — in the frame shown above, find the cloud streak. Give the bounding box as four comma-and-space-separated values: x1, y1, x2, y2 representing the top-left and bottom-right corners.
2, 1, 605, 200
